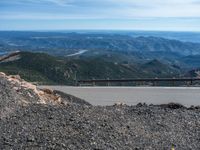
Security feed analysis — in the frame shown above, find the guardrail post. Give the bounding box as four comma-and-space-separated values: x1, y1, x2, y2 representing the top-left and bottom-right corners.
107, 78, 110, 86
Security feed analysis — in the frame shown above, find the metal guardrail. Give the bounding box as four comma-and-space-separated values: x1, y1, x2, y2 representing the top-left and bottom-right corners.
77, 78, 200, 86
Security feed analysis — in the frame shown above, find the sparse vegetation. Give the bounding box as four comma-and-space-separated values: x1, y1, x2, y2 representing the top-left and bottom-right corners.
0, 52, 180, 85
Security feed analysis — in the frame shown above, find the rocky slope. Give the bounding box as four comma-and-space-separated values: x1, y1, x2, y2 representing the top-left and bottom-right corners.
0, 72, 200, 149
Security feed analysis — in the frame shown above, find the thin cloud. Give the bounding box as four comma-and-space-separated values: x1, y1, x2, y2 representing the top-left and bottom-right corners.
1, 0, 200, 19
1, 0, 200, 31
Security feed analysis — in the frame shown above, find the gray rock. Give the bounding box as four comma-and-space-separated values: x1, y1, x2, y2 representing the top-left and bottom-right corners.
0, 73, 200, 149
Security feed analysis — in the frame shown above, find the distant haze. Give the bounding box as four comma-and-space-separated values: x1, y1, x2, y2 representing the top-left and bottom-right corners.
62, 30, 200, 43
0, 0, 200, 31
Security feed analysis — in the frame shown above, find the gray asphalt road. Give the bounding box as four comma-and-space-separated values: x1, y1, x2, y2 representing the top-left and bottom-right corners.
39, 86, 200, 106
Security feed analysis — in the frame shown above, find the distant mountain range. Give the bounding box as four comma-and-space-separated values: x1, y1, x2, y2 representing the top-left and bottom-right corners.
1, 31, 200, 56
0, 31, 200, 84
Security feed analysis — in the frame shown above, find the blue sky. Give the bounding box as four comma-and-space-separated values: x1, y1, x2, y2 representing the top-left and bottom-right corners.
0, 0, 200, 31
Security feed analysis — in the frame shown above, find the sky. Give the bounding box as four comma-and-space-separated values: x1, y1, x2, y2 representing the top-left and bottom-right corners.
0, 0, 200, 31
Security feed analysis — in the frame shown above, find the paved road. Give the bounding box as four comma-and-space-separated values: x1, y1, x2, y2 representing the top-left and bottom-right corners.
39, 86, 200, 106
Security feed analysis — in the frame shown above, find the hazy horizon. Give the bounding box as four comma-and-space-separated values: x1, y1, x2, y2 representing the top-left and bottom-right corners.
1, 29, 200, 33
1, 0, 200, 31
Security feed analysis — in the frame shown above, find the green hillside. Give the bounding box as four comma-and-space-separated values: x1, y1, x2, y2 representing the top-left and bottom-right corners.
0, 52, 181, 85
141, 59, 181, 78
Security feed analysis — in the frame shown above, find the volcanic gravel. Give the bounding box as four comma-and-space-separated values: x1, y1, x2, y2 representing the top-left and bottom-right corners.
0, 73, 200, 150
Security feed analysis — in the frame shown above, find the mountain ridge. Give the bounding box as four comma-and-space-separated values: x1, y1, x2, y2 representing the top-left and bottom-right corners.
1, 31, 200, 57
0, 51, 181, 85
